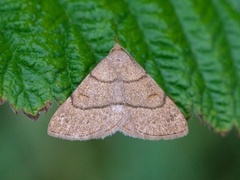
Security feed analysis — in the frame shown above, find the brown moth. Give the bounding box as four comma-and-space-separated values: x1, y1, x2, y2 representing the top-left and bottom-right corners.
48, 43, 188, 140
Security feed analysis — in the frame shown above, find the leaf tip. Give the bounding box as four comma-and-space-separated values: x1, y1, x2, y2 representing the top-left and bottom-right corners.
9, 101, 52, 121
23, 112, 40, 121
40, 101, 52, 113
28, 101, 52, 121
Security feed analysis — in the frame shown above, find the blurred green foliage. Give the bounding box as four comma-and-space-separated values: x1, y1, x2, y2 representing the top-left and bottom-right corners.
1, 104, 240, 180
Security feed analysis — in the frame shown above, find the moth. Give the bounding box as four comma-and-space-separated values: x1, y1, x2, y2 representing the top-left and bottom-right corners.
48, 43, 188, 140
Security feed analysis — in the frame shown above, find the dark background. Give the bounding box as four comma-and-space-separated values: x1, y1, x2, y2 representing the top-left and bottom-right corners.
1, 103, 240, 180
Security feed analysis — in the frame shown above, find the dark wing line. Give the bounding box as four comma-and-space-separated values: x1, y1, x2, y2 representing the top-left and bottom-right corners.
89, 73, 147, 83
70, 94, 166, 110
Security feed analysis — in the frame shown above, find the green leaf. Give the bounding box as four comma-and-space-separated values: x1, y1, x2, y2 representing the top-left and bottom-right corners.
0, 0, 240, 135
